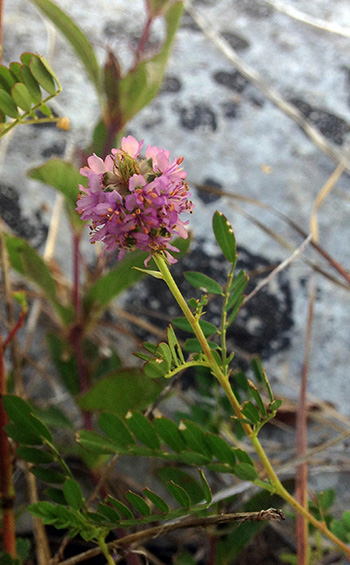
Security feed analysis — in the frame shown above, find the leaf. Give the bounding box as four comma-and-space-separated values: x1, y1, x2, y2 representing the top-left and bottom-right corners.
99, 412, 135, 448
268, 399, 283, 412
166, 481, 191, 509
179, 420, 212, 459
97, 503, 121, 522
76, 368, 162, 414
233, 462, 258, 482
212, 211, 237, 264
45, 487, 66, 504
226, 270, 248, 311
5, 423, 43, 446
107, 496, 134, 519
31, 466, 66, 484
342, 511, 350, 531
0, 89, 19, 118
63, 479, 84, 511
28, 159, 86, 230
118, 2, 183, 126
20, 64, 42, 103
167, 324, 185, 365
316, 489, 335, 512
28, 0, 100, 94
76, 430, 118, 454
241, 401, 261, 425
204, 433, 236, 467
153, 417, 187, 453
184, 338, 218, 353
11, 82, 33, 112
143, 488, 169, 513
16, 446, 54, 465
248, 382, 267, 418
199, 469, 212, 504
3, 395, 52, 443
251, 356, 265, 384
29, 55, 57, 95
125, 411, 160, 450
184, 271, 223, 295
158, 468, 205, 506
172, 317, 218, 337
0, 64, 16, 92
144, 358, 169, 378
126, 491, 150, 516
3, 234, 71, 324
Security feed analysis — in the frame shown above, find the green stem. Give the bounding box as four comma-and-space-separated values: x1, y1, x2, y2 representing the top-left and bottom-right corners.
152, 253, 350, 559
98, 535, 115, 565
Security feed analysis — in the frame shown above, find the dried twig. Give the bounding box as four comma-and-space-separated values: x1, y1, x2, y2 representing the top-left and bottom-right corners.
56, 508, 285, 565
244, 234, 312, 305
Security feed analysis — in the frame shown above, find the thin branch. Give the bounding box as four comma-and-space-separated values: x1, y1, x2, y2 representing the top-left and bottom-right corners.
295, 275, 316, 564
244, 234, 312, 305
56, 508, 286, 565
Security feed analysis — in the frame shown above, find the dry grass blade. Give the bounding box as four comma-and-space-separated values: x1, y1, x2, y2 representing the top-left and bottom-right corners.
184, 0, 350, 172
264, 0, 350, 38
310, 162, 345, 243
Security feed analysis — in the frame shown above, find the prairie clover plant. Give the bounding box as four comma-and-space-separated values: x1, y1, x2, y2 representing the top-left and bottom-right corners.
75, 138, 350, 561
76, 136, 193, 264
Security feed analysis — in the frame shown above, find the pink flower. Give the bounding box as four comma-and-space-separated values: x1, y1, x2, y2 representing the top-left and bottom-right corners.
76, 136, 193, 264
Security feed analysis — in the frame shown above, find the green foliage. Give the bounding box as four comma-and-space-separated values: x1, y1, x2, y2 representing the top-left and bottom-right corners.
118, 2, 183, 127
28, 159, 87, 232
76, 410, 265, 484
28, 469, 214, 540
0, 53, 61, 136
76, 368, 162, 414
28, 0, 100, 94
3, 234, 72, 325
212, 211, 237, 265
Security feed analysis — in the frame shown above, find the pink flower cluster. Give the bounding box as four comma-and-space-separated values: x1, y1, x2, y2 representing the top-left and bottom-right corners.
76, 136, 193, 264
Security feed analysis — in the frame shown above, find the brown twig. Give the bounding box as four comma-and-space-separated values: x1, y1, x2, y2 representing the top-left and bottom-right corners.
295, 275, 316, 564
56, 508, 286, 565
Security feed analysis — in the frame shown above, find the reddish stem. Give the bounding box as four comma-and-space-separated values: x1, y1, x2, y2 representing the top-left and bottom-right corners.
0, 327, 16, 557
133, 15, 153, 70
70, 231, 92, 430
2, 311, 26, 350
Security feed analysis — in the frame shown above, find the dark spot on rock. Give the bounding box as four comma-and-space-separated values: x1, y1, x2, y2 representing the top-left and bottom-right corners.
0, 184, 47, 245
222, 101, 240, 119
237, 0, 273, 18
248, 94, 265, 108
124, 243, 293, 373
213, 70, 248, 93
341, 66, 350, 106
41, 143, 66, 158
174, 102, 217, 131
160, 75, 182, 94
196, 178, 222, 204
102, 21, 120, 38
221, 31, 250, 51
290, 97, 350, 146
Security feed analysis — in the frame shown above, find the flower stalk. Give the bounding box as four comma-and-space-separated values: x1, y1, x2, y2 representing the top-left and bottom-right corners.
153, 252, 350, 559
